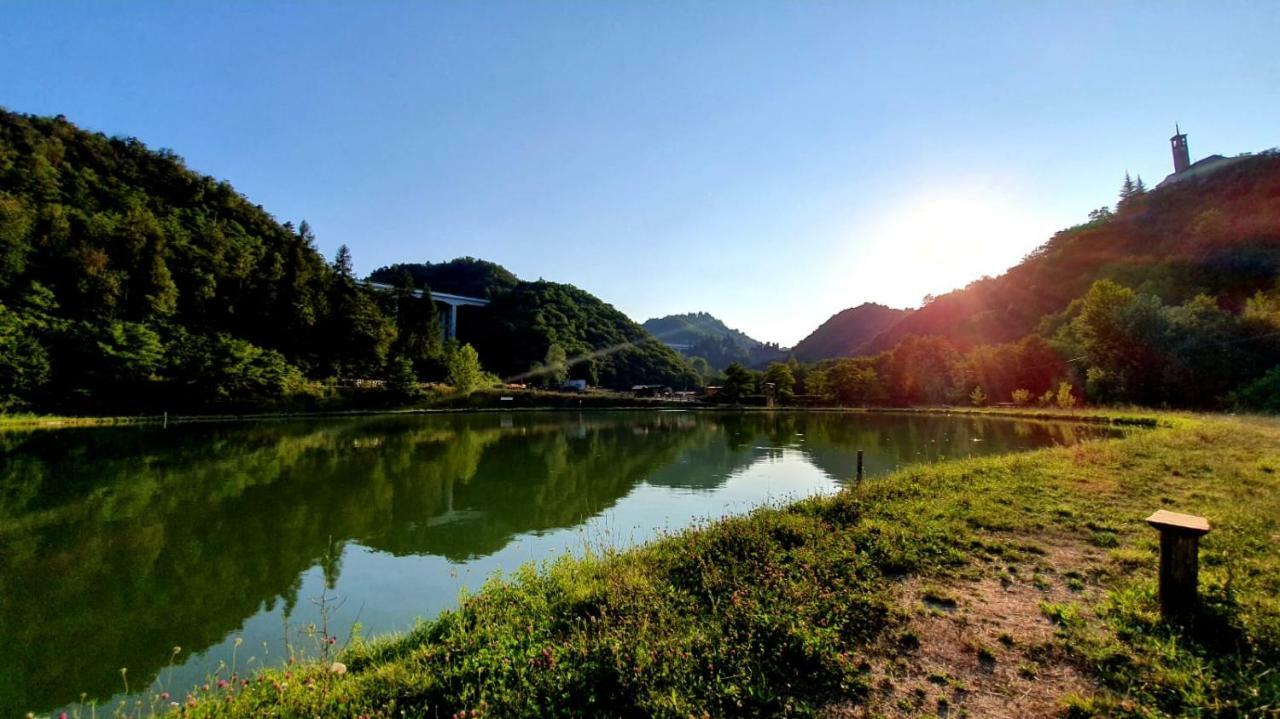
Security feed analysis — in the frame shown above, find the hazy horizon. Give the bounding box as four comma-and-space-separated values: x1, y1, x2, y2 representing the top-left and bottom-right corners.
3, 1, 1277, 344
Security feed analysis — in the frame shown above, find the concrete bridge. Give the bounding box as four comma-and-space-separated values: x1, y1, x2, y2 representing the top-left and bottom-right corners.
363, 281, 489, 340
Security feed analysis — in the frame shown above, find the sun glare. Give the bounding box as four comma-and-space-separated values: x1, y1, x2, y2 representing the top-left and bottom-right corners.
852, 188, 1050, 308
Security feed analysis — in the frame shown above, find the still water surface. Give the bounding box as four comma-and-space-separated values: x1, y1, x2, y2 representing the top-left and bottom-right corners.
0, 410, 1119, 715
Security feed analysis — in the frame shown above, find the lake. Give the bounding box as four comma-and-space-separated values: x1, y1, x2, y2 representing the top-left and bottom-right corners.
0, 410, 1120, 716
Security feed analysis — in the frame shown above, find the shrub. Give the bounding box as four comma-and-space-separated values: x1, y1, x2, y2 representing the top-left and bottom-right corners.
1056, 381, 1077, 409
446, 342, 485, 394
1234, 366, 1280, 412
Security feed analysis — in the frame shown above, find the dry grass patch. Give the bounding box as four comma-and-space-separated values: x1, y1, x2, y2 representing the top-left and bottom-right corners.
828, 536, 1107, 719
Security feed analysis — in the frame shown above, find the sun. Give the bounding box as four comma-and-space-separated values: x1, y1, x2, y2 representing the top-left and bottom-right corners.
851, 186, 1051, 308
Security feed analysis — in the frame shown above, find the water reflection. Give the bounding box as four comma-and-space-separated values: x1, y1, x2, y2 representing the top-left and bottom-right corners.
0, 411, 1117, 715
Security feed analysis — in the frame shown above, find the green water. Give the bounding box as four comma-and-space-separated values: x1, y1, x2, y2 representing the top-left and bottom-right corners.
0, 410, 1119, 716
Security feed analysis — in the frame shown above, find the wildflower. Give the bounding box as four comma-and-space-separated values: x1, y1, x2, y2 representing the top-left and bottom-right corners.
217, 679, 229, 689
59, 714, 67, 719
160, 692, 170, 701
330, 662, 348, 675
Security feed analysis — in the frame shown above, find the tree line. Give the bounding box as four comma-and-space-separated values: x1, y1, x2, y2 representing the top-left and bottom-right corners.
710, 278, 1280, 411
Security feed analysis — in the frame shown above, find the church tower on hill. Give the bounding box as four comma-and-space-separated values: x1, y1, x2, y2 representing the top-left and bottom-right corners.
1170, 125, 1190, 174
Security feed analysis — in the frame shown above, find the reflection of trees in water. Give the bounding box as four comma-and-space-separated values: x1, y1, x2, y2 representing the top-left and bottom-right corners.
794, 414, 1116, 482
0, 413, 700, 715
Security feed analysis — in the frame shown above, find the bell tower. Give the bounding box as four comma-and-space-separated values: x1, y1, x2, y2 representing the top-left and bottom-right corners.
1170, 125, 1190, 174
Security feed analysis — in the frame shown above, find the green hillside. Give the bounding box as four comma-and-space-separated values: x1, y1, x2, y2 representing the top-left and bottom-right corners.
790, 302, 908, 362
369, 258, 517, 299
789, 149, 1280, 409
0, 109, 696, 412
642, 312, 761, 348
373, 260, 700, 388
861, 151, 1280, 353
643, 312, 787, 369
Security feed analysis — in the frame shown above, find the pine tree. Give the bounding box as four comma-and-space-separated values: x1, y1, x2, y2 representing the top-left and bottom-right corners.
1119, 172, 1136, 204
1134, 175, 1147, 194
333, 245, 354, 280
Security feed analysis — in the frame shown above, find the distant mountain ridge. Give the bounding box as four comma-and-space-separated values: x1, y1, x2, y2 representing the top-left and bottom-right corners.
642, 312, 787, 369
790, 303, 909, 362
642, 312, 762, 349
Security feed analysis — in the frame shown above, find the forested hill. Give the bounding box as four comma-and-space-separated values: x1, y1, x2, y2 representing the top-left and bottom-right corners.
369, 259, 517, 299
0, 109, 696, 412
790, 303, 908, 362
641, 312, 787, 369
371, 260, 699, 389
860, 150, 1280, 353
643, 312, 761, 349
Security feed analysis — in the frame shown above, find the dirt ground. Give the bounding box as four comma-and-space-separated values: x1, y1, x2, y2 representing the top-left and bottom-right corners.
826, 536, 1108, 719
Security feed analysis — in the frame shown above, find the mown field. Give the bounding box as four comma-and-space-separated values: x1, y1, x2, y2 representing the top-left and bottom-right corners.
62, 411, 1280, 718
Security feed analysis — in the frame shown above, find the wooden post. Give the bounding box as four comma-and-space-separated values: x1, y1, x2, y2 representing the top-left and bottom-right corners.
856, 450, 864, 482
1145, 510, 1211, 621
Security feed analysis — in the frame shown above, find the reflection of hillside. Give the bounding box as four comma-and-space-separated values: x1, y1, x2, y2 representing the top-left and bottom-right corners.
0, 413, 701, 714
795, 414, 1119, 482
642, 415, 767, 490
361, 419, 703, 560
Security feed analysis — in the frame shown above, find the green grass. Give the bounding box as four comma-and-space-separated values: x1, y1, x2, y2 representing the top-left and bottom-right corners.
63, 411, 1280, 717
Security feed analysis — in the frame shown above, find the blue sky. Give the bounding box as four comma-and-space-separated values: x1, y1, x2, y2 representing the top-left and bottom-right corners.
2, 1, 1277, 345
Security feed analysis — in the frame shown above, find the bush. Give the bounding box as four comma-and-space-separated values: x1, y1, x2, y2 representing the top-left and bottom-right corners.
1234, 366, 1280, 412
446, 342, 485, 394
1056, 381, 1077, 409
969, 385, 986, 406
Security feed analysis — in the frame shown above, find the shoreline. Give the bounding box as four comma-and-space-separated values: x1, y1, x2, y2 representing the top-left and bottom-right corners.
0, 402, 1172, 431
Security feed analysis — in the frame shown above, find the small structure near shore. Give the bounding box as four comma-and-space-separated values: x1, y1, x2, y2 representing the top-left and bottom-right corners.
1145, 509, 1211, 621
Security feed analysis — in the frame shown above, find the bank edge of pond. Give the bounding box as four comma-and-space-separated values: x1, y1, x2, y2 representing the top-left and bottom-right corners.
56, 409, 1273, 719
0, 401, 1172, 433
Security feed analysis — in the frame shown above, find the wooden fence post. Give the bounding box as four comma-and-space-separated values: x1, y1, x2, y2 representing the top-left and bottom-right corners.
1145, 510, 1211, 621
856, 450, 864, 482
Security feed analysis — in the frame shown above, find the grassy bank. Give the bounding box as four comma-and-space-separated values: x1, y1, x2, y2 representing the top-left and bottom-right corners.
75, 410, 1264, 719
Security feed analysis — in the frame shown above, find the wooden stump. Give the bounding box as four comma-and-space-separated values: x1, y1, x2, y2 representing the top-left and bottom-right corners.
1145, 510, 1211, 621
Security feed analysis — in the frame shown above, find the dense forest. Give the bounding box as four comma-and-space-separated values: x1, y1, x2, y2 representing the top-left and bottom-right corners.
0, 109, 696, 413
